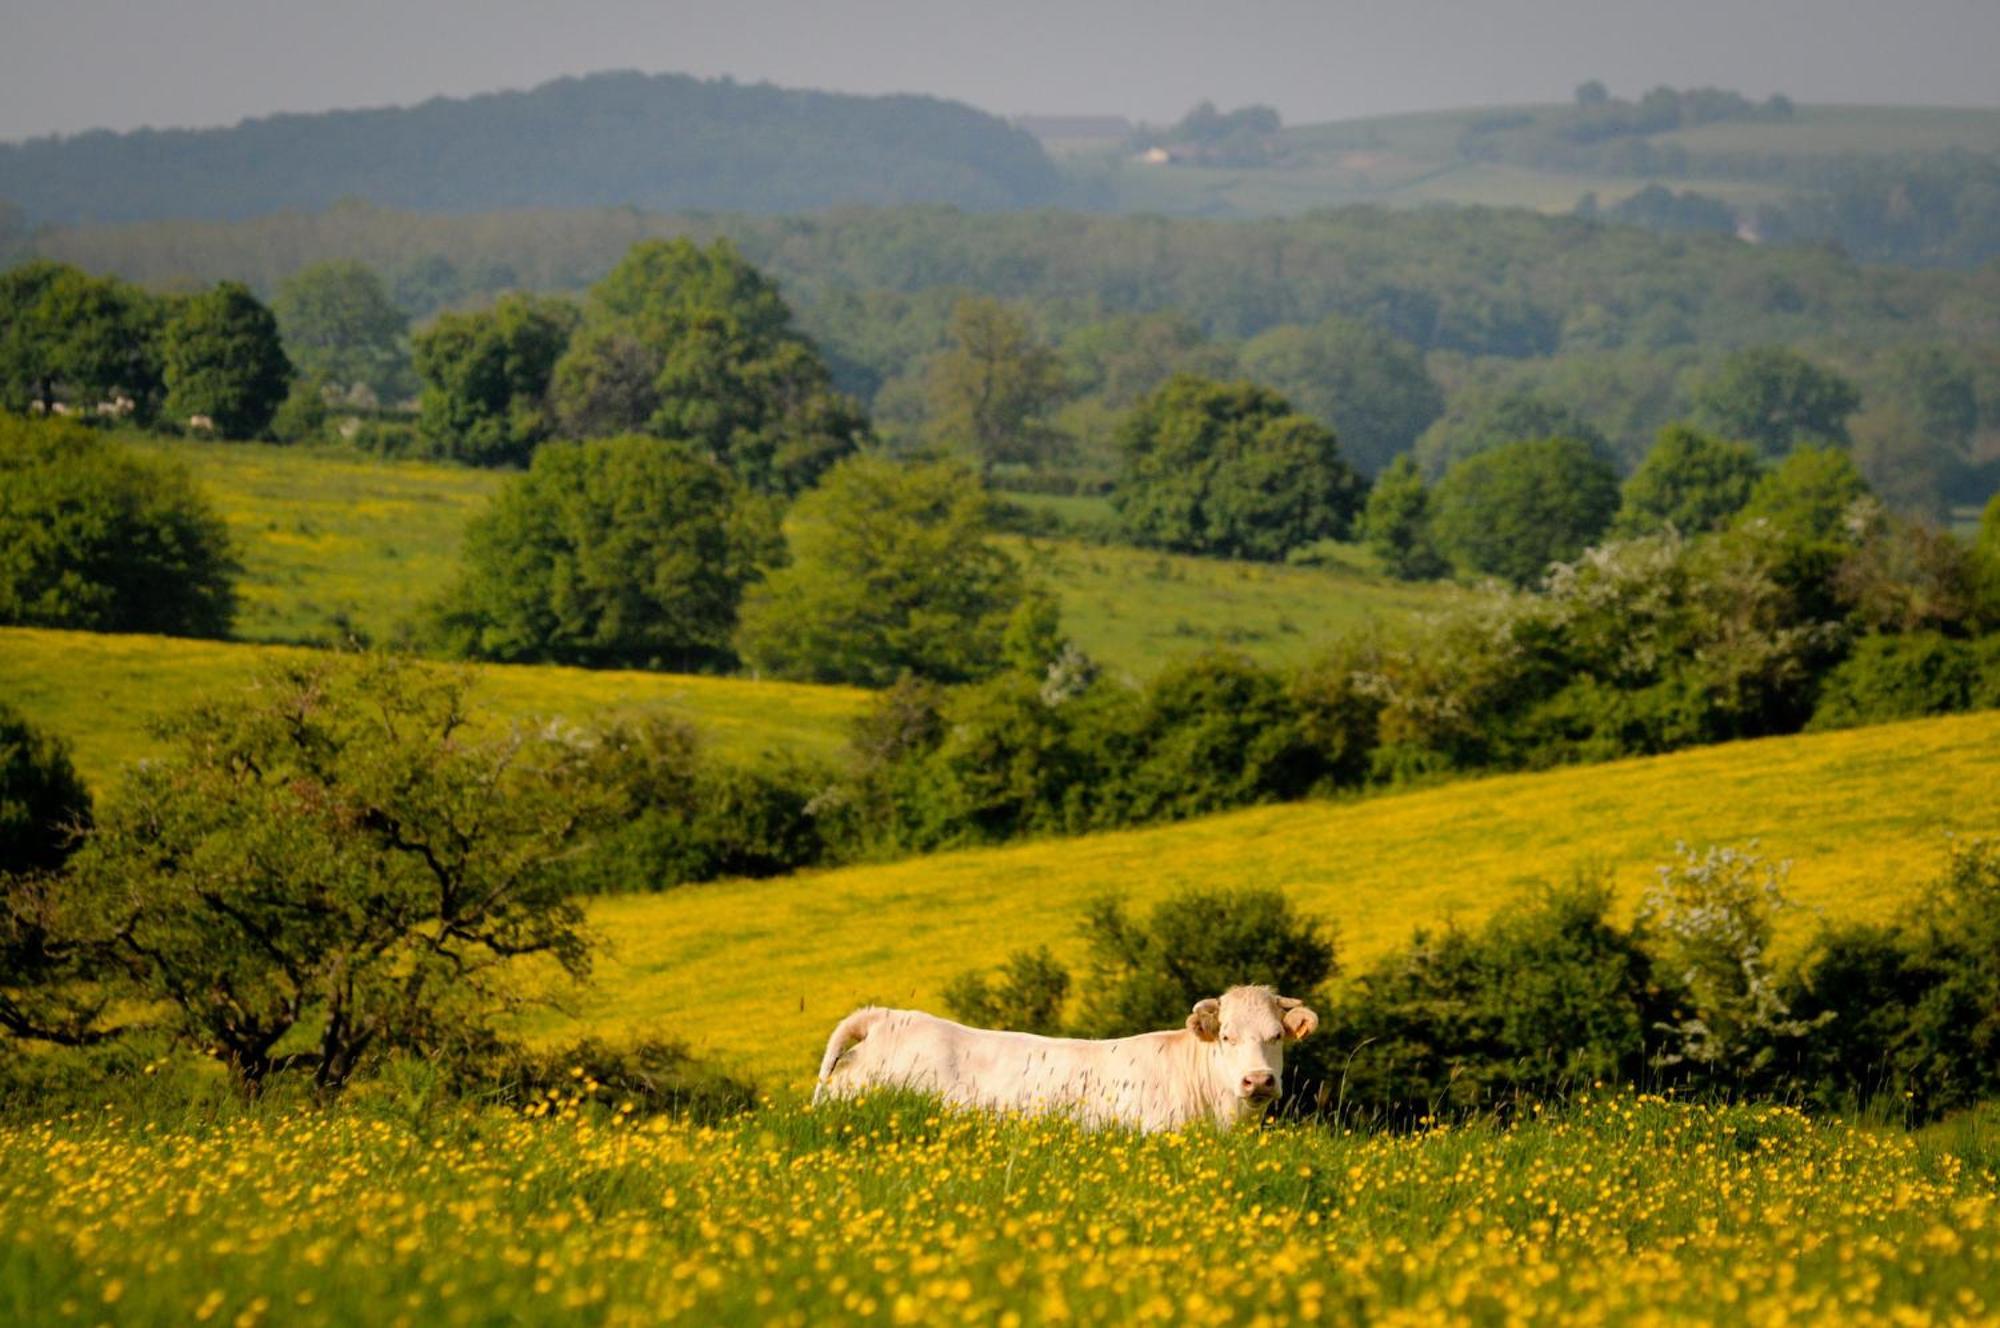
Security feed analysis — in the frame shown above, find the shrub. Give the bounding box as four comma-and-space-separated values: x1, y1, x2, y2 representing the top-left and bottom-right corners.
1614, 424, 1762, 536
1358, 455, 1449, 581
1322, 879, 1665, 1121
430, 435, 777, 670
943, 948, 1072, 1036
735, 456, 1033, 686
0, 701, 90, 875
0, 414, 237, 636
160, 281, 293, 439
1807, 632, 1993, 731
1431, 435, 1620, 586
1112, 374, 1366, 562
413, 293, 577, 467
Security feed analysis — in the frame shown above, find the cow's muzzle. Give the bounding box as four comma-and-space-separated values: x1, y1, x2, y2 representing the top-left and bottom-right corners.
1240, 1071, 1278, 1102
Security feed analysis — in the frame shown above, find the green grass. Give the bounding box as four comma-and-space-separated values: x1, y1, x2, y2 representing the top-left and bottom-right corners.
135, 436, 1450, 678
0, 627, 868, 789
127, 437, 503, 645
1, 1094, 1993, 1326
563, 708, 2000, 1089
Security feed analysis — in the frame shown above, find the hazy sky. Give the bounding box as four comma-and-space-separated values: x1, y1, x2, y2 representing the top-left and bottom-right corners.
3, 0, 1996, 142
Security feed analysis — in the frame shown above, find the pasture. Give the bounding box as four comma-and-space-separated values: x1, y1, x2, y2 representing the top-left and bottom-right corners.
122, 436, 1455, 676
1, 1093, 1994, 1326
0, 627, 868, 787
564, 709, 2000, 1089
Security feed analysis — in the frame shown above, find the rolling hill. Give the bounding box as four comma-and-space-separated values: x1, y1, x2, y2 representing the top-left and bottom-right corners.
0, 70, 1062, 225
123, 437, 1459, 674
0, 627, 868, 789
550, 708, 2000, 1088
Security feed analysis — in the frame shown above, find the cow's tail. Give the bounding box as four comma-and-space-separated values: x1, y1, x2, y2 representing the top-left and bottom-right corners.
813, 1006, 885, 1104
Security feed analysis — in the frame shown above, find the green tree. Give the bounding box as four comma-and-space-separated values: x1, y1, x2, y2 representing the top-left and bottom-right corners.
1360, 454, 1449, 580
1614, 424, 1763, 536
271, 260, 412, 402
1432, 436, 1621, 586
160, 281, 293, 438
735, 456, 1032, 685
65, 656, 613, 1091
0, 415, 236, 636
0, 702, 91, 876
1112, 375, 1366, 562
1691, 347, 1861, 456
0, 261, 165, 419
1736, 444, 1872, 545
1413, 387, 1607, 478
430, 435, 775, 670
925, 296, 1069, 475
1238, 315, 1443, 475
550, 238, 866, 495
412, 293, 578, 467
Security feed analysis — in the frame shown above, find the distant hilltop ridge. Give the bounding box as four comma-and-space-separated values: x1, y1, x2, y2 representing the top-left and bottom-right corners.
0, 69, 1064, 225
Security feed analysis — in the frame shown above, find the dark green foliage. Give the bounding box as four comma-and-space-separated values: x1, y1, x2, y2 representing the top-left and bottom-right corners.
925, 295, 1069, 477
1359, 455, 1449, 580
60, 656, 615, 1091
160, 281, 293, 438
268, 377, 329, 444
470, 1037, 757, 1122
0, 701, 90, 876
1112, 375, 1365, 562
1237, 316, 1444, 475
1072, 887, 1338, 1038
735, 457, 1030, 685
1786, 843, 2000, 1116
943, 948, 1072, 1036
0, 261, 164, 419
1808, 633, 2000, 731
271, 261, 411, 402
1414, 388, 1608, 478
551, 238, 866, 496
1431, 436, 1621, 586
0, 414, 236, 636
1755, 151, 2000, 267
1599, 185, 1738, 236
1322, 881, 1666, 1120
430, 435, 776, 671
1692, 347, 1861, 456
412, 294, 578, 467
1614, 425, 1763, 536
0, 70, 1061, 225
1108, 653, 1321, 824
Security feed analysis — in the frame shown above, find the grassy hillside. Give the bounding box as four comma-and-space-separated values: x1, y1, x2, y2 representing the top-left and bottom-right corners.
132, 437, 1452, 674
556, 709, 2000, 1088
0, 628, 867, 790
1078, 101, 2000, 218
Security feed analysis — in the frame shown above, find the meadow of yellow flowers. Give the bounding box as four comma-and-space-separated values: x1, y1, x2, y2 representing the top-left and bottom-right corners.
3, 1092, 1995, 1326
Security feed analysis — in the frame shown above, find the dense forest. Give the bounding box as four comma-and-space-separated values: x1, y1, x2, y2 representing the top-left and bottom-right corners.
0, 71, 1064, 224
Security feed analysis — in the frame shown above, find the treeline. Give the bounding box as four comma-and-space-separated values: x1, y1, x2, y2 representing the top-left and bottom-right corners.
1459, 82, 1795, 176
0, 70, 1062, 225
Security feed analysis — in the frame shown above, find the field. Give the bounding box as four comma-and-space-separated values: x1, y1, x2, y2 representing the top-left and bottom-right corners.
125, 436, 1455, 676
3, 1094, 1995, 1326
564, 709, 2000, 1089
1075, 102, 2000, 218
0, 627, 868, 788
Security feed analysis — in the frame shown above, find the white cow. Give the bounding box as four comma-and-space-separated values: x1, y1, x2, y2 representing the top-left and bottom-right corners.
813, 984, 1319, 1131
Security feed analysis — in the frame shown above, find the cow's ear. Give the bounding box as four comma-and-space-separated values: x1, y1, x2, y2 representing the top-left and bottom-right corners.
1186, 998, 1221, 1042
1281, 1002, 1319, 1042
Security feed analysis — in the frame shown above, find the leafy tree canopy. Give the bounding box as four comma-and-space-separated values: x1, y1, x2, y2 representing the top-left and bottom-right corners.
1413, 386, 1608, 478
734, 456, 1033, 685
925, 296, 1069, 475
271, 260, 411, 402
1112, 374, 1367, 562
551, 238, 866, 495
0, 261, 165, 419
1361, 454, 1450, 580
1692, 347, 1861, 456
1432, 435, 1621, 586
430, 435, 777, 671
160, 281, 293, 438
0, 414, 236, 636
1736, 444, 1873, 545
0, 701, 90, 876
1614, 424, 1763, 536
1238, 315, 1443, 475
412, 293, 579, 467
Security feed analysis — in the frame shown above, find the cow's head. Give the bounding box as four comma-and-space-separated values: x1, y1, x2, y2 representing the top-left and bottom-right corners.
1186, 985, 1318, 1122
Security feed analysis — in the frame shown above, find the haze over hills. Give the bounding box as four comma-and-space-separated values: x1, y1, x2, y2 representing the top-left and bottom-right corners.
0, 70, 1063, 225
